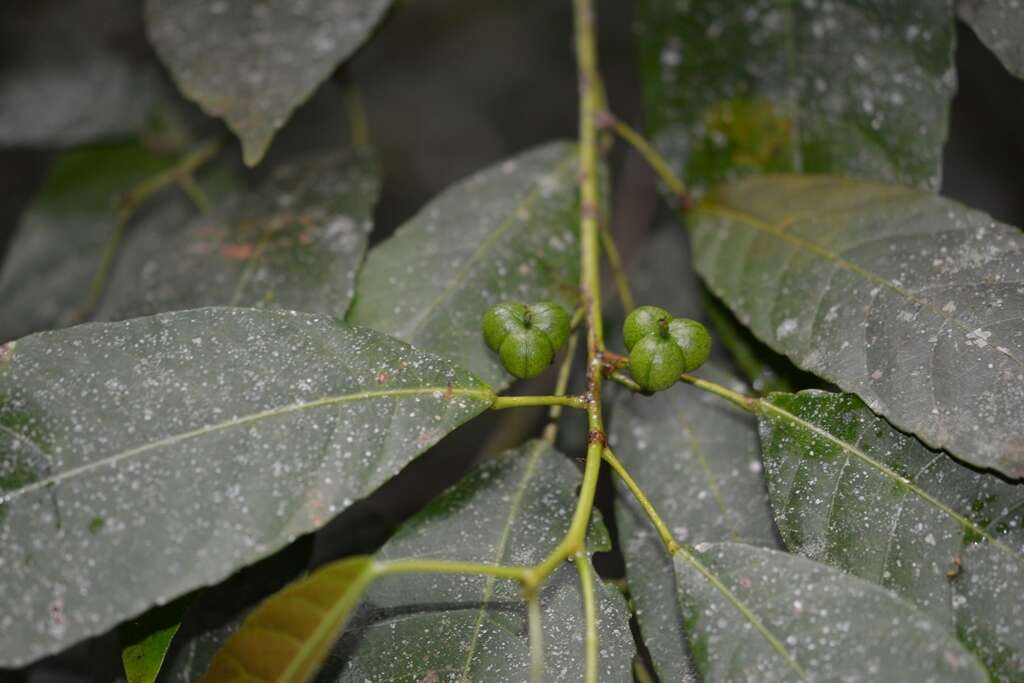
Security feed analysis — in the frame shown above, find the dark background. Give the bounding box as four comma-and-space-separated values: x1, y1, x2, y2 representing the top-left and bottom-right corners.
1, 1, 1023, 680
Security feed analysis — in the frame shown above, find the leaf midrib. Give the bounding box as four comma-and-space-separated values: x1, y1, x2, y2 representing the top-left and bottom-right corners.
1, 386, 494, 503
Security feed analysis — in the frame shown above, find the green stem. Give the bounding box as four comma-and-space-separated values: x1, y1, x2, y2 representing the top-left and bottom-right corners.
491, 394, 586, 411
342, 79, 371, 148
677, 373, 759, 412
599, 220, 635, 312
602, 447, 680, 554
375, 558, 527, 582
543, 329, 581, 444
176, 172, 212, 212
633, 658, 657, 683
527, 592, 545, 683
574, 550, 599, 683
606, 116, 691, 206
608, 370, 643, 393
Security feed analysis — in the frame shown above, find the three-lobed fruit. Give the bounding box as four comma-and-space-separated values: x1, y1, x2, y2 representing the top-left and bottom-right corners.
483, 301, 570, 379
623, 305, 712, 391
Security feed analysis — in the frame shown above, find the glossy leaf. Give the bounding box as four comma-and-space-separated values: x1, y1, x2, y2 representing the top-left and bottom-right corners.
0, 0, 161, 146
0, 142, 178, 342
332, 440, 634, 681
119, 597, 190, 683
637, 0, 955, 191
348, 142, 581, 389
98, 148, 379, 321
144, 0, 392, 165
692, 174, 1024, 476
960, 0, 1024, 78
201, 556, 375, 683
758, 390, 1024, 680
675, 542, 987, 682
610, 365, 778, 683
0, 308, 493, 666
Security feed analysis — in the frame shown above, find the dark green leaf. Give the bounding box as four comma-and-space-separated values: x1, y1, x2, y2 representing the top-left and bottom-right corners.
333, 440, 634, 681
348, 142, 581, 389
692, 174, 1024, 476
610, 365, 778, 682
144, 0, 392, 165
637, 0, 955, 191
758, 390, 1024, 680
119, 596, 190, 683
675, 542, 987, 682
0, 142, 179, 342
0, 0, 161, 146
959, 0, 1024, 78
0, 308, 492, 666
98, 148, 379, 321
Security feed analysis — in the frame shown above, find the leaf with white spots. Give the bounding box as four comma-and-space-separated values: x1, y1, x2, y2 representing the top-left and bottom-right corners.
348, 142, 581, 389
610, 365, 778, 683
332, 440, 635, 681
637, 0, 956, 192
758, 390, 1024, 680
144, 0, 392, 165
674, 542, 987, 682
0, 308, 493, 666
692, 174, 1024, 476
98, 147, 379, 321
959, 0, 1024, 79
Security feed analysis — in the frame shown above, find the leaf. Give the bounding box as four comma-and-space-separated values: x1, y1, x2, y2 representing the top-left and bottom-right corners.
637, 0, 956, 191
691, 174, 1024, 476
758, 390, 1024, 680
119, 596, 190, 683
98, 147, 379, 321
332, 440, 635, 681
675, 542, 988, 682
959, 0, 1024, 78
0, 141, 179, 342
200, 556, 375, 683
609, 365, 778, 683
0, 308, 493, 666
348, 142, 581, 389
0, 0, 162, 146
144, 0, 392, 165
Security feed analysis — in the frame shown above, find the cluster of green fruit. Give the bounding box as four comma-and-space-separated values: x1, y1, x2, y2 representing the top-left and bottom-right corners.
482, 301, 710, 391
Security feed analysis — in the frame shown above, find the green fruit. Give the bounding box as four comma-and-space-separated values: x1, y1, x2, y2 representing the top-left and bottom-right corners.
528, 301, 571, 351
483, 302, 528, 351
629, 335, 685, 392
623, 305, 672, 350
667, 318, 712, 372
499, 327, 555, 379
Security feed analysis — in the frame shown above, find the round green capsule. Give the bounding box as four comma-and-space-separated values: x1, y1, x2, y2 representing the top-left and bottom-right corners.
623, 305, 672, 350
629, 334, 685, 392
499, 327, 555, 379
667, 318, 712, 372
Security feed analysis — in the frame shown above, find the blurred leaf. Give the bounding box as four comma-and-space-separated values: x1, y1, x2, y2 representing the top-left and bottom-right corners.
98, 147, 379, 321
0, 141, 179, 342
349, 142, 581, 389
637, 0, 956, 191
200, 556, 375, 683
692, 174, 1024, 477
610, 365, 778, 683
0, 308, 493, 666
0, 0, 162, 146
758, 390, 1024, 680
675, 542, 987, 682
119, 596, 190, 683
959, 0, 1024, 78
144, 0, 392, 165
332, 440, 634, 681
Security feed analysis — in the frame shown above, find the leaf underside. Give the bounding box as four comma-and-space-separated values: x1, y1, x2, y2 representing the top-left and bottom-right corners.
959, 0, 1024, 79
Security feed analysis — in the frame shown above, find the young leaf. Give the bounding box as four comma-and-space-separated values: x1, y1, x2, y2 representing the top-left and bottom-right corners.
959, 0, 1024, 79
334, 440, 635, 680
98, 147, 379, 321
200, 556, 375, 683
119, 596, 190, 683
692, 174, 1024, 477
348, 142, 581, 389
610, 365, 778, 682
0, 142, 178, 342
0, 308, 493, 667
675, 542, 987, 682
144, 0, 392, 165
758, 390, 1024, 680
637, 0, 955, 191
